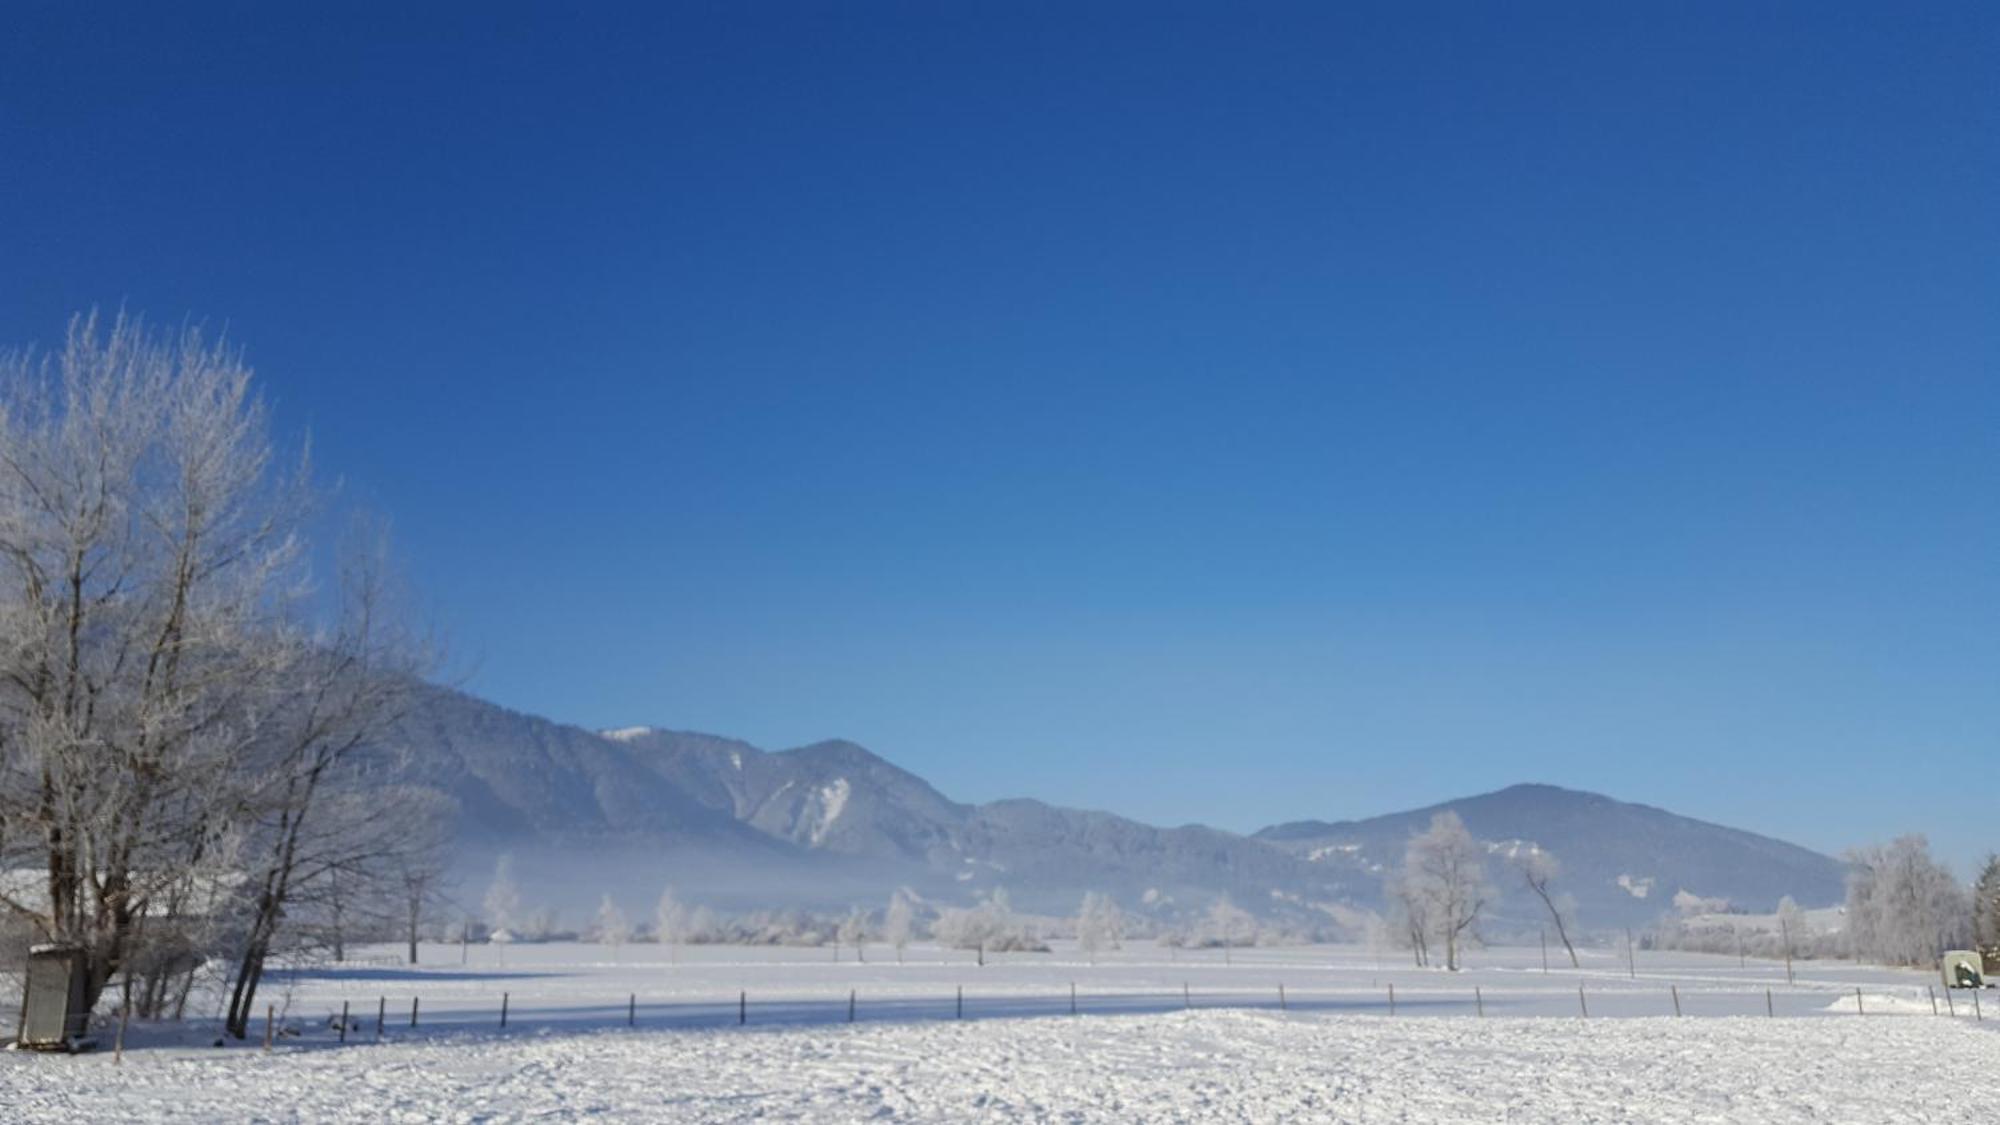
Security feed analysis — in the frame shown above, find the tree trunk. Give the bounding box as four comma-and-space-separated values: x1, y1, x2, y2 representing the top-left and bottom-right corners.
1526, 877, 1581, 968
329, 869, 345, 962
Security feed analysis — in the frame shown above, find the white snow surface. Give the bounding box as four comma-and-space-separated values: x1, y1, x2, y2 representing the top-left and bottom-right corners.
7, 1010, 1997, 1123
7, 941, 1996, 1122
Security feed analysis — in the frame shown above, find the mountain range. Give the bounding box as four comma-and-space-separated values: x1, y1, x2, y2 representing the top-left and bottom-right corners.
385, 685, 1847, 932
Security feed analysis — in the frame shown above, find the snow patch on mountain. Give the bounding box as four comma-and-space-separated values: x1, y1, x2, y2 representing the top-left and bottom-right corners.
1488, 838, 1544, 860
810, 778, 851, 846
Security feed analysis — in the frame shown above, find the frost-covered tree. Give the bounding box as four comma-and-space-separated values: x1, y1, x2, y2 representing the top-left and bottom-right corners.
1776, 895, 1807, 948
1076, 891, 1124, 964
1385, 872, 1430, 967
0, 312, 436, 1034
596, 894, 630, 955
1514, 849, 1579, 968
935, 889, 1015, 965
1205, 895, 1256, 964
883, 888, 917, 963
685, 904, 720, 944
1399, 811, 1490, 971
1845, 836, 1969, 967
1974, 855, 2000, 964
838, 907, 869, 962
655, 887, 687, 960
932, 907, 981, 960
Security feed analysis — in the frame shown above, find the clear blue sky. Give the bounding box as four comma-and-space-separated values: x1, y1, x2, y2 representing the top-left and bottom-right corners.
5, 3, 1996, 869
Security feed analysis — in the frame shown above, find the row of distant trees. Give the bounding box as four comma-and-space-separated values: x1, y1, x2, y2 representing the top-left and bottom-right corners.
483, 865, 1102, 964
478, 855, 1317, 966
0, 314, 453, 1038
1380, 813, 2000, 974
1651, 838, 2000, 970
480, 857, 1380, 967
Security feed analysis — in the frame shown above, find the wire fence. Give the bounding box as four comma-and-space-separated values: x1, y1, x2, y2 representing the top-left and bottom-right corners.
260, 980, 1989, 1050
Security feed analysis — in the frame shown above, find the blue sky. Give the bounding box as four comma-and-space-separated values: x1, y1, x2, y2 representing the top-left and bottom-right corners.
4, 3, 1996, 868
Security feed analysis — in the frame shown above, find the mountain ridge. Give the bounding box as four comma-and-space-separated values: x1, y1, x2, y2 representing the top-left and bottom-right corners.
385, 685, 1846, 928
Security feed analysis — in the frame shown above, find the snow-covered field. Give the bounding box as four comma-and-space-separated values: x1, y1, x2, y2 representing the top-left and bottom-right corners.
5, 940, 1996, 1122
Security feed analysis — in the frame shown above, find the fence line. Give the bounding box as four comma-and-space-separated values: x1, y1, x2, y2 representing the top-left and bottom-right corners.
234, 981, 1991, 1047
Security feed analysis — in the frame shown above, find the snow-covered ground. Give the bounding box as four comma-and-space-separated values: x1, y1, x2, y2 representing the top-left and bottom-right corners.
225, 937, 1991, 1025
5, 940, 1996, 1122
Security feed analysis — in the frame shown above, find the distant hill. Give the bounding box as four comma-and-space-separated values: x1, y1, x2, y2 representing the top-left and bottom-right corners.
1256, 783, 1848, 929
382, 687, 1844, 933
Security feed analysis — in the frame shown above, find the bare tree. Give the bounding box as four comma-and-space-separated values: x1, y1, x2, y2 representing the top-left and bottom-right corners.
838, 907, 869, 962
1399, 811, 1490, 971
1514, 849, 1579, 968
387, 788, 457, 965
218, 529, 431, 1039
1386, 872, 1430, 967
1, 313, 306, 1014
0, 312, 440, 1033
